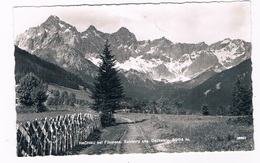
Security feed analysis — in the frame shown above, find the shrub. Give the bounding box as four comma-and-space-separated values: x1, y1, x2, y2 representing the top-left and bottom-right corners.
178, 109, 187, 115
202, 104, 210, 115
16, 73, 48, 112
100, 113, 115, 127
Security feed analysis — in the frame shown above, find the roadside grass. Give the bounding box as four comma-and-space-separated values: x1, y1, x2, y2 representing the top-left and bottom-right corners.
115, 113, 254, 152
151, 115, 254, 152
16, 105, 97, 124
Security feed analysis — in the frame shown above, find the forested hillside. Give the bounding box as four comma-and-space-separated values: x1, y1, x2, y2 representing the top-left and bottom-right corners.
180, 59, 252, 114
14, 46, 92, 90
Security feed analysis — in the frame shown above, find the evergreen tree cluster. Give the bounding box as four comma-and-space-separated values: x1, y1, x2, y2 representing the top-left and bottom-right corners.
231, 77, 253, 116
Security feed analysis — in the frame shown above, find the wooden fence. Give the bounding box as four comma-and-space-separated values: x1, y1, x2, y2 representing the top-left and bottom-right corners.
16, 113, 101, 156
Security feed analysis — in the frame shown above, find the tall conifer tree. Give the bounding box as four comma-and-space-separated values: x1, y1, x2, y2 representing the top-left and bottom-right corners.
91, 41, 124, 125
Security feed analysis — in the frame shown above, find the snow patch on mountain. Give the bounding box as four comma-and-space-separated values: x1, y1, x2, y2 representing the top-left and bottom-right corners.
221, 38, 231, 45
64, 28, 71, 33
204, 89, 211, 97
117, 56, 158, 72
216, 82, 221, 90
154, 75, 190, 83
147, 47, 158, 54
213, 40, 246, 68
59, 23, 64, 28
87, 57, 101, 66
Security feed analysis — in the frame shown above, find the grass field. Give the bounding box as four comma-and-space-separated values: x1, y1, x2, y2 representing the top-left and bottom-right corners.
16, 106, 97, 124
48, 84, 92, 102
115, 113, 254, 152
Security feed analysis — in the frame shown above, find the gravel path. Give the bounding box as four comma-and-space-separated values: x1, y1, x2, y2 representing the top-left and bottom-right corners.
74, 115, 157, 155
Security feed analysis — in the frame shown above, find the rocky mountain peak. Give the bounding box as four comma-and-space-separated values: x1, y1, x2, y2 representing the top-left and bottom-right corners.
109, 27, 137, 46
82, 25, 106, 39
86, 25, 97, 32
151, 37, 172, 46
223, 38, 232, 42
40, 15, 78, 34
45, 15, 60, 24
49, 15, 59, 19
117, 27, 131, 34
113, 27, 135, 39
194, 42, 209, 51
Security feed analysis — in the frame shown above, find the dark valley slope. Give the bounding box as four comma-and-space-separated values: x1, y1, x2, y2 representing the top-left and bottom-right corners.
14, 46, 92, 90
180, 59, 252, 114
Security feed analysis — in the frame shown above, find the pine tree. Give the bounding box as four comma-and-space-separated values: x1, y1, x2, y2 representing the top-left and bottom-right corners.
231, 77, 252, 116
91, 41, 124, 126
201, 103, 210, 115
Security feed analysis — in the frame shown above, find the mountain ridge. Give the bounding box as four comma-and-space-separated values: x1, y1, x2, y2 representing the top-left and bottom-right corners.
15, 15, 251, 86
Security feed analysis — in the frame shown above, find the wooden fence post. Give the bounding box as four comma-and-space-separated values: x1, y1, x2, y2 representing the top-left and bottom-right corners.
17, 113, 101, 156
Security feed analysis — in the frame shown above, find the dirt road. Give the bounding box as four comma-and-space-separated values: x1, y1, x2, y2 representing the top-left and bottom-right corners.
118, 116, 156, 153
73, 114, 157, 155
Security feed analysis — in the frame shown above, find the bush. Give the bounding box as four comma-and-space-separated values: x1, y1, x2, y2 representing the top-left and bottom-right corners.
101, 113, 115, 127
202, 104, 210, 115
47, 97, 54, 105
178, 109, 187, 115
217, 105, 231, 116
16, 73, 48, 112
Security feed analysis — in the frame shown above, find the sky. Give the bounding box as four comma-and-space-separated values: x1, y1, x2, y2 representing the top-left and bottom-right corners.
13, 1, 251, 44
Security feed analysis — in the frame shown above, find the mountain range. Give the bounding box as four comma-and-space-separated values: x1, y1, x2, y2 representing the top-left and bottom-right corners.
14, 15, 252, 111
15, 15, 251, 84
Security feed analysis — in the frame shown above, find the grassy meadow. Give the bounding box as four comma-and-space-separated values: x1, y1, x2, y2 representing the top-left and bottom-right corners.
16, 106, 97, 124
116, 113, 254, 152
48, 84, 92, 101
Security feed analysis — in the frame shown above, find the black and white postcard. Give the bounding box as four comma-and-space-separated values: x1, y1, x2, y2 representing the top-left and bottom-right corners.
2, 0, 259, 162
